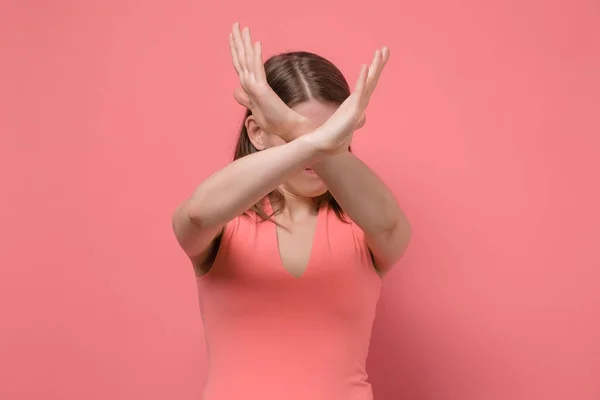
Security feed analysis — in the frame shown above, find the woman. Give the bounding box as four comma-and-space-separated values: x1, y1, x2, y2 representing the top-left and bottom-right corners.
173, 22, 412, 400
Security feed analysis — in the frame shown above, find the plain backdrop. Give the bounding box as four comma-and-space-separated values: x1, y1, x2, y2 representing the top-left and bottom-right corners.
1, 1, 599, 399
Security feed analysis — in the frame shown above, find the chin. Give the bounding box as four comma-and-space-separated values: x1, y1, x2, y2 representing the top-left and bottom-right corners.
304, 187, 328, 198
286, 177, 328, 198
290, 185, 327, 198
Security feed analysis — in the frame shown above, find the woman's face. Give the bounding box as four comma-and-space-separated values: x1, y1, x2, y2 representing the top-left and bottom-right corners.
263, 100, 340, 199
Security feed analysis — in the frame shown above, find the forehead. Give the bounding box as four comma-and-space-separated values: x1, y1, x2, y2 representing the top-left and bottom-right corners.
291, 100, 339, 124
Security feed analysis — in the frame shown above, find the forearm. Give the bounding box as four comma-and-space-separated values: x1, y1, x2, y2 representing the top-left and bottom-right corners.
186, 134, 322, 228
312, 152, 411, 266
312, 152, 400, 234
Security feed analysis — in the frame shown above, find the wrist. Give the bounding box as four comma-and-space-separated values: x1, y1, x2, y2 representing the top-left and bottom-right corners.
283, 113, 311, 141
296, 131, 329, 159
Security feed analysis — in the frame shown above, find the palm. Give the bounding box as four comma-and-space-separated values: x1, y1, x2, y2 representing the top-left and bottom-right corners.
228, 23, 302, 138
316, 47, 390, 154
243, 84, 293, 133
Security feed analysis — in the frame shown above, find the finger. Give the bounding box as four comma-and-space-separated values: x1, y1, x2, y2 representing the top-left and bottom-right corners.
242, 27, 255, 75
233, 87, 251, 108
381, 46, 391, 65
370, 46, 390, 91
228, 33, 242, 75
254, 41, 267, 83
354, 64, 369, 96
231, 22, 247, 72
366, 49, 384, 96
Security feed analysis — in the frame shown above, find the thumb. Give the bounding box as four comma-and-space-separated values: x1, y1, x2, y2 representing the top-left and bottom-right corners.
233, 87, 251, 108
355, 112, 367, 130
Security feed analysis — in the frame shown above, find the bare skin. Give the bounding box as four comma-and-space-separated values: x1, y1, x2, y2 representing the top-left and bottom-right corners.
173, 23, 411, 277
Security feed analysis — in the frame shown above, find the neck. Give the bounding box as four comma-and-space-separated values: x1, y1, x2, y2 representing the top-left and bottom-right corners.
278, 189, 317, 223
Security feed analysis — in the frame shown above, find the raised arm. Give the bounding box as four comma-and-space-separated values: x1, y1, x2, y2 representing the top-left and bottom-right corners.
311, 48, 411, 275
172, 134, 322, 260
173, 23, 318, 261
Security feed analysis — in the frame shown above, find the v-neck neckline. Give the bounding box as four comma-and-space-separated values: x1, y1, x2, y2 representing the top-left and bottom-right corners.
267, 199, 324, 280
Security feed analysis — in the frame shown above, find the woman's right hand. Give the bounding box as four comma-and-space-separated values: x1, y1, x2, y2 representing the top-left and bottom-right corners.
309, 47, 390, 155
228, 23, 307, 139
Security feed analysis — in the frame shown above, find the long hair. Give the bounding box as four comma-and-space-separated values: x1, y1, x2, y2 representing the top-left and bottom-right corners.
233, 51, 351, 222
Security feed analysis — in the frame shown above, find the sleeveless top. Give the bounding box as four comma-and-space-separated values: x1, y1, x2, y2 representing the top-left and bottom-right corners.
196, 201, 382, 400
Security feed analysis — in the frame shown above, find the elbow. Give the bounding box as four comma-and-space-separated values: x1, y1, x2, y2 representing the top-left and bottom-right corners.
386, 215, 412, 260
397, 216, 412, 251
366, 216, 412, 275
177, 194, 210, 230
386, 209, 412, 241
186, 200, 209, 229
400, 216, 412, 247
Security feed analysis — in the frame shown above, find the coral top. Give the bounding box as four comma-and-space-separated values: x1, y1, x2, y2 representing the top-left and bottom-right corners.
196, 202, 382, 400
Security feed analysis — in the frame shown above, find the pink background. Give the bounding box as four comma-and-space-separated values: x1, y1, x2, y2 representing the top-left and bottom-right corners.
1, 1, 599, 399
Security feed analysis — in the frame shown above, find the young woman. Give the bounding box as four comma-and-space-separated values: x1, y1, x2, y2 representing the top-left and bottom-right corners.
173, 22, 412, 400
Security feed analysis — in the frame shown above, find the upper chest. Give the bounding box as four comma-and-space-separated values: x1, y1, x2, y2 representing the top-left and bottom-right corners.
274, 211, 320, 279
198, 208, 381, 319
216, 208, 379, 286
